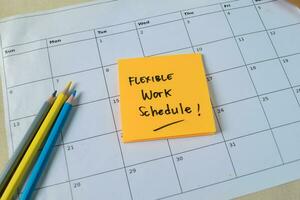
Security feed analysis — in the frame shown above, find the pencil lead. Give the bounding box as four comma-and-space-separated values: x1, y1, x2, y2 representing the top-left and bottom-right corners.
71, 90, 76, 97
48, 90, 58, 103
52, 90, 57, 97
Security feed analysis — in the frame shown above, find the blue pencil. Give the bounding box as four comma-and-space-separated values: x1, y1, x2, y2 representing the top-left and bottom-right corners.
19, 90, 76, 200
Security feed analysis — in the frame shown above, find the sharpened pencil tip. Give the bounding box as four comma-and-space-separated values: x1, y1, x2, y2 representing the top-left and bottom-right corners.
71, 90, 76, 97
52, 90, 57, 97
65, 81, 72, 90
63, 81, 72, 94
67, 90, 77, 104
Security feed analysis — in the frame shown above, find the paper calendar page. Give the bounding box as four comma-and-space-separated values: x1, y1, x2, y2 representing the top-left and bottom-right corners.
0, 0, 300, 199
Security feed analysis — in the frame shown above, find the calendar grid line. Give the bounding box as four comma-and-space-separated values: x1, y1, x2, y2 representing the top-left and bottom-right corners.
1, 0, 277, 50
221, 2, 285, 164
94, 30, 134, 200
45, 38, 75, 200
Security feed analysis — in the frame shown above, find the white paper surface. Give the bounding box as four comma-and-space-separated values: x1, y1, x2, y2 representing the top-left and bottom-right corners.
0, 0, 300, 199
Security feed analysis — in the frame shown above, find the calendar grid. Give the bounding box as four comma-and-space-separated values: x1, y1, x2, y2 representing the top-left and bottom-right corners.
2, 0, 300, 199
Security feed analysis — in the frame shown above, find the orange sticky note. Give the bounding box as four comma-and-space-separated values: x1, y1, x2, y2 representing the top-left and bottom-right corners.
118, 54, 216, 143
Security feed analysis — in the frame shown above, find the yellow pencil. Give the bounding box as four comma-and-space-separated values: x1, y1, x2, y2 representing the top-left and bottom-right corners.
0, 82, 72, 200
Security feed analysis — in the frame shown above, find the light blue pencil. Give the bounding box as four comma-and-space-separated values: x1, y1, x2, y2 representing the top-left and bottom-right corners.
19, 90, 76, 200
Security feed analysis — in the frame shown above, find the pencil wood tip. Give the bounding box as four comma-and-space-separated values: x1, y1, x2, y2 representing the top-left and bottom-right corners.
63, 81, 72, 94
67, 90, 77, 104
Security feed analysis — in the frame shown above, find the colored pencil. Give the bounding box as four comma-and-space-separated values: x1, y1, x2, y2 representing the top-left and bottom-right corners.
0, 82, 72, 200
288, 0, 300, 7
20, 90, 76, 200
0, 91, 57, 196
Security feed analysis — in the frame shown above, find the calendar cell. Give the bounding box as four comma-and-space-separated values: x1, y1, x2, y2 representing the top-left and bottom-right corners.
63, 99, 115, 143
65, 134, 123, 180
97, 30, 143, 66
185, 12, 232, 45
227, 130, 282, 176
127, 157, 181, 200
273, 122, 300, 163
48, 31, 94, 47
2, 40, 47, 57
35, 146, 69, 188
49, 39, 101, 76
174, 143, 235, 191
221, 0, 252, 10
118, 132, 170, 166
208, 67, 256, 106
10, 117, 63, 152
182, 4, 221, 18
31, 183, 72, 200
71, 169, 131, 200
236, 31, 277, 64
255, 1, 300, 29
194, 38, 244, 74
225, 6, 264, 35
260, 89, 300, 128
217, 97, 269, 140
10, 116, 34, 151
4, 49, 52, 88
136, 13, 182, 28
169, 114, 222, 154
103, 65, 119, 97
169, 132, 224, 155
248, 59, 290, 95
96, 23, 136, 37
138, 20, 190, 56
8, 79, 53, 120
281, 54, 300, 87
269, 24, 300, 57
53, 68, 108, 105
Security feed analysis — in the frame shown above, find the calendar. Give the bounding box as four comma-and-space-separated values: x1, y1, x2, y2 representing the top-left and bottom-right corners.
0, 0, 300, 199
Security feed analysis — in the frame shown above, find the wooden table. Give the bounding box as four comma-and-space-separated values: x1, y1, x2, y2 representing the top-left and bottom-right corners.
0, 1, 299, 199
